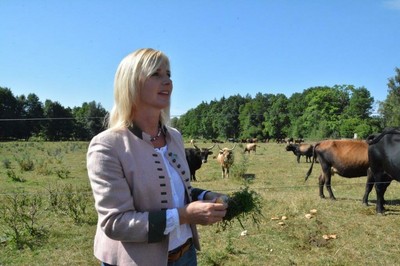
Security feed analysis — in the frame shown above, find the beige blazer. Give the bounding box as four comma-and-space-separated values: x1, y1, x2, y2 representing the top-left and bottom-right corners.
87, 125, 203, 266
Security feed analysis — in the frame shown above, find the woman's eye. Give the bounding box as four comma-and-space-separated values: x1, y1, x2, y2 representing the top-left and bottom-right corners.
151, 72, 160, 77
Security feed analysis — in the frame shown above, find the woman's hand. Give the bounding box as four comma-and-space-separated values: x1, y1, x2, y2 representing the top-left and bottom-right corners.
178, 200, 227, 225
203, 191, 229, 204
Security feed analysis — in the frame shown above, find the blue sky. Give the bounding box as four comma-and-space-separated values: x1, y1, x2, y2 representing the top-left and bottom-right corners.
1, 1, 400, 117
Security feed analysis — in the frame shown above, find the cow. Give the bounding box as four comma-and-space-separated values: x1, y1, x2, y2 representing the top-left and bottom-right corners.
244, 143, 258, 154
304, 139, 369, 200
285, 143, 313, 163
217, 144, 236, 178
364, 128, 400, 214
294, 138, 304, 144
184, 143, 216, 181
286, 137, 294, 144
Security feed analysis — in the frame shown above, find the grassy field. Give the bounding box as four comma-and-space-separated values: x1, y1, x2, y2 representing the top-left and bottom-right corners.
1, 140, 400, 265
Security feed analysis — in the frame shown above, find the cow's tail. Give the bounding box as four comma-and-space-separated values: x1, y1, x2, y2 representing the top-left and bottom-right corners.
305, 142, 319, 182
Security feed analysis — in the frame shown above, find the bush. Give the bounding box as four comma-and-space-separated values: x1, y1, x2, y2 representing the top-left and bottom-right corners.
0, 192, 49, 250
15, 155, 34, 171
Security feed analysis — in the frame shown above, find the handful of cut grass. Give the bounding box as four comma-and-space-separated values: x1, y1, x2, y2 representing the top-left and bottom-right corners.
217, 186, 263, 231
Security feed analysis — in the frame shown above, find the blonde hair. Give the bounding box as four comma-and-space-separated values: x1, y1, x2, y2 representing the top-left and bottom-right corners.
107, 48, 171, 129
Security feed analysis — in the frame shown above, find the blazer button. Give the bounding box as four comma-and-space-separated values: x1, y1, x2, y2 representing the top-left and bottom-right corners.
181, 171, 185, 175
172, 159, 176, 163
177, 164, 181, 168
168, 152, 173, 156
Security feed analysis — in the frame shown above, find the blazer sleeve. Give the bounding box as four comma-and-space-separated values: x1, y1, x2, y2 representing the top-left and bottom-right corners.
191, 188, 207, 200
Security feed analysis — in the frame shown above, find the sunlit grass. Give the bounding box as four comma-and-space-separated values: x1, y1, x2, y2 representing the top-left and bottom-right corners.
1, 141, 400, 265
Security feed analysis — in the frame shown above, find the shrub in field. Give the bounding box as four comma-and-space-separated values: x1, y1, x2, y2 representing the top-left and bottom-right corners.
230, 153, 249, 180
2, 158, 11, 169
63, 184, 90, 224
46, 184, 65, 212
35, 160, 52, 176
6, 170, 25, 182
15, 155, 34, 171
0, 192, 49, 250
47, 147, 64, 163
55, 167, 71, 179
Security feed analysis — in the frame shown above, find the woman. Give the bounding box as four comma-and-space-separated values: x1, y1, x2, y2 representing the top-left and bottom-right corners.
87, 48, 228, 266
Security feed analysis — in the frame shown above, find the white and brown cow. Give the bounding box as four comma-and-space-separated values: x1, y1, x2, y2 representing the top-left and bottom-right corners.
244, 143, 258, 154
217, 144, 236, 178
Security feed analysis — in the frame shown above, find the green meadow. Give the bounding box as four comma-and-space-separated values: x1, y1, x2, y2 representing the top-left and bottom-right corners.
1, 141, 400, 265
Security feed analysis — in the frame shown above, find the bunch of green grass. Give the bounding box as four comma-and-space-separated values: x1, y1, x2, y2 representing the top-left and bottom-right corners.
218, 186, 263, 231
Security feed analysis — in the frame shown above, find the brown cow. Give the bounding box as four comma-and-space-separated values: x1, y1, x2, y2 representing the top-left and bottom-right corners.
285, 143, 313, 163
244, 143, 258, 154
217, 144, 236, 178
305, 139, 369, 199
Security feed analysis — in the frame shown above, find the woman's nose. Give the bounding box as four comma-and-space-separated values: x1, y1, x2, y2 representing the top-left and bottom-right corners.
163, 77, 172, 85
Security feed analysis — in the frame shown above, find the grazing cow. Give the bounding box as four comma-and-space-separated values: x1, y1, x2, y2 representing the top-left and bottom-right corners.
305, 139, 369, 199
285, 143, 313, 163
184, 143, 216, 181
244, 143, 258, 154
364, 128, 400, 214
286, 137, 294, 144
217, 144, 236, 178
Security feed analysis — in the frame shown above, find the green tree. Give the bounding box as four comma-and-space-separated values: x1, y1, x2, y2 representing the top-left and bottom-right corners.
343, 86, 374, 120
263, 94, 289, 139
178, 106, 203, 139
379, 67, 400, 127
238, 93, 269, 140
22, 93, 44, 139
287, 92, 307, 138
72, 101, 107, 140
42, 100, 74, 140
301, 86, 349, 139
0, 87, 19, 140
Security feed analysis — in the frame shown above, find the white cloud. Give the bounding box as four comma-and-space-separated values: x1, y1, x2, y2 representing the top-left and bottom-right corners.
384, 0, 400, 10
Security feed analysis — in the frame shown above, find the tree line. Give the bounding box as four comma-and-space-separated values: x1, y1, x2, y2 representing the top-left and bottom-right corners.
173, 68, 400, 141
1, 67, 399, 141
0, 88, 107, 141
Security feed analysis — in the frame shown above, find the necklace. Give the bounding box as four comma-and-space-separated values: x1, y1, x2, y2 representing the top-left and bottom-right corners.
150, 127, 162, 142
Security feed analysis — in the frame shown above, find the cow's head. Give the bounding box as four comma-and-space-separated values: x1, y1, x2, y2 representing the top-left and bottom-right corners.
285, 144, 297, 151
217, 144, 236, 163
193, 143, 216, 163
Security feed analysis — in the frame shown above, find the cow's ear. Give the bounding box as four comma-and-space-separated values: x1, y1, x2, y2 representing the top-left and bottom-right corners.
209, 151, 213, 155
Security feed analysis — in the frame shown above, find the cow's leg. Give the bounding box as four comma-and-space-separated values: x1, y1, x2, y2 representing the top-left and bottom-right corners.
318, 173, 326, 198
375, 173, 391, 214
297, 154, 301, 163
324, 172, 336, 200
221, 166, 225, 178
362, 168, 374, 206
226, 167, 229, 178
191, 170, 197, 182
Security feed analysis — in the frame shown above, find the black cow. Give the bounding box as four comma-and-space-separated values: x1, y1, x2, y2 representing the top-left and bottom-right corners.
184, 143, 215, 181
285, 143, 313, 163
364, 128, 400, 214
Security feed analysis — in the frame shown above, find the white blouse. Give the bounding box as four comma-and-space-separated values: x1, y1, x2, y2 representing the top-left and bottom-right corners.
155, 145, 193, 251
